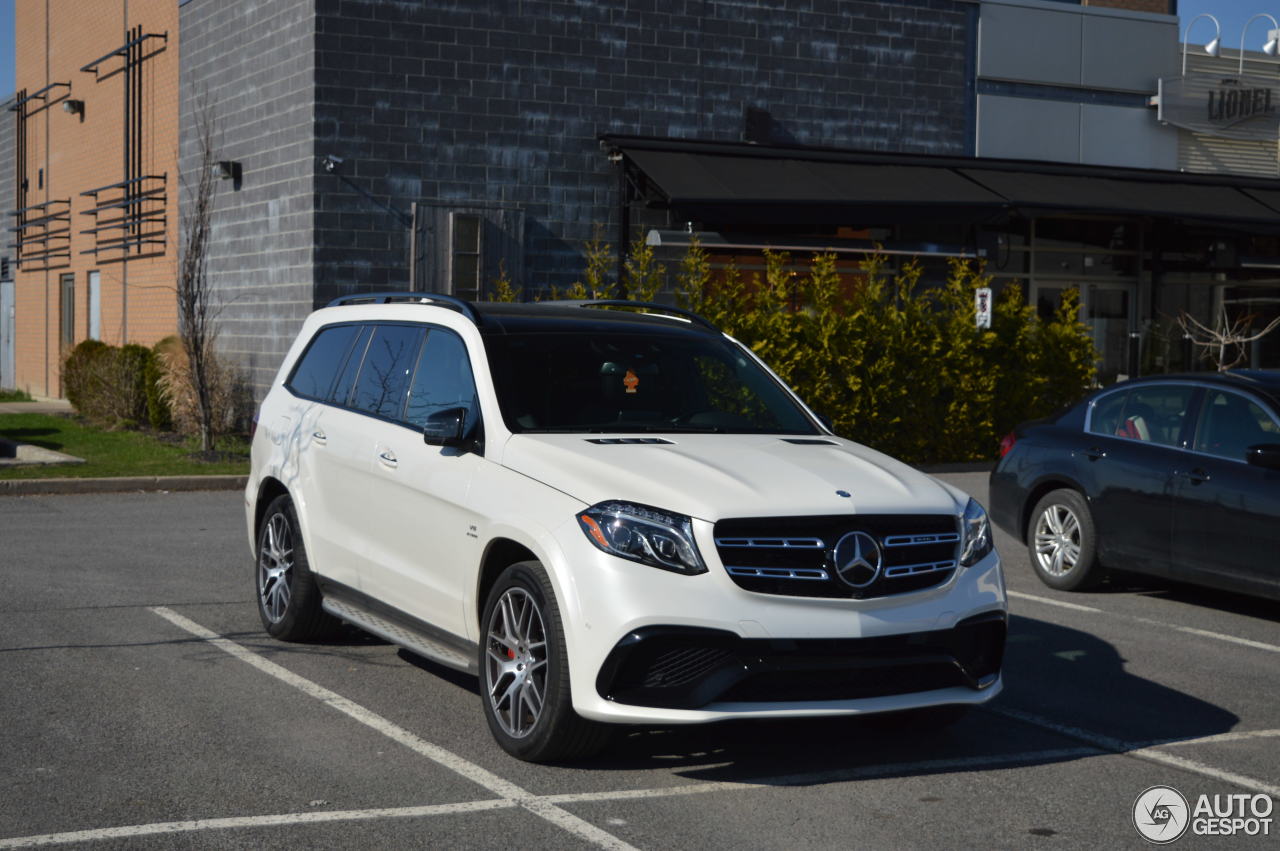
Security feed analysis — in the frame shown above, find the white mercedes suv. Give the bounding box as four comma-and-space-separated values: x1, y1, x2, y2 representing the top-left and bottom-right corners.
246, 294, 1006, 761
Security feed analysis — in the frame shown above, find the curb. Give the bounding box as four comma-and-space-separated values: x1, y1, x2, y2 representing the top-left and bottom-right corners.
0, 475, 248, 496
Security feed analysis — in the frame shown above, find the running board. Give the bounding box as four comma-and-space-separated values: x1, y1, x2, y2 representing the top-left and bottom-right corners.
322, 596, 477, 675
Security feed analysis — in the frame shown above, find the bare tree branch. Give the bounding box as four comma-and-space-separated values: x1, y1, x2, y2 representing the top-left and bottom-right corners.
1177, 305, 1280, 372
180, 92, 219, 451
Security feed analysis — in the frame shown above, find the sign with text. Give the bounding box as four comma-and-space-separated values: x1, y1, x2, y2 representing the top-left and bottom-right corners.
1158, 73, 1280, 141
975, 287, 992, 329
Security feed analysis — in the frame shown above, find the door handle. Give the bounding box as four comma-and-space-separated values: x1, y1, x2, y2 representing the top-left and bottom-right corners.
1082, 446, 1106, 461
378, 449, 398, 468
1174, 468, 1209, 485
311, 430, 327, 445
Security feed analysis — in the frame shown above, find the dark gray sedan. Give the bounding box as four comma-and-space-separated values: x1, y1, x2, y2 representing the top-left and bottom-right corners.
989, 371, 1280, 600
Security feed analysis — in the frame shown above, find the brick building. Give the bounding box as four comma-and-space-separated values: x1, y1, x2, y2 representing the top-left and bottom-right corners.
7, 0, 179, 398
16, 0, 1280, 400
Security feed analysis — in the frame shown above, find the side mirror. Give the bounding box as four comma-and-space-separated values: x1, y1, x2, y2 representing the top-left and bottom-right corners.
1245, 443, 1280, 471
423, 407, 468, 447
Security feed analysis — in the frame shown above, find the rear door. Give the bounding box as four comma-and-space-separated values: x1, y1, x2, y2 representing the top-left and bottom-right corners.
286, 322, 369, 590
1080, 383, 1194, 575
1171, 387, 1280, 597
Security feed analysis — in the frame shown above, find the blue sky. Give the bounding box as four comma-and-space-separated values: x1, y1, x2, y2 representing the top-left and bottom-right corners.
0, 2, 1268, 100
1179, 1, 1280, 52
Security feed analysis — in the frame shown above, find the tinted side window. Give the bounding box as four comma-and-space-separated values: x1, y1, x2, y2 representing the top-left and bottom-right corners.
350, 325, 425, 419
1122, 386, 1193, 447
406, 329, 478, 430
330, 325, 372, 405
287, 324, 360, 400
1088, 390, 1127, 437
1194, 390, 1280, 460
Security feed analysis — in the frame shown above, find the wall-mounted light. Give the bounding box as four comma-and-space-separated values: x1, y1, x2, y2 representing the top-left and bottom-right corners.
213, 160, 242, 181
321, 154, 343, 173
61, 98, 84, 116
1181, 13, 1221, 75
1240, 13, 1280, 75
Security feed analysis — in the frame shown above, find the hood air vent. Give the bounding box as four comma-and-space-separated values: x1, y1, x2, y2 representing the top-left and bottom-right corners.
585, 437, 675, 445
782, 438, 838, 446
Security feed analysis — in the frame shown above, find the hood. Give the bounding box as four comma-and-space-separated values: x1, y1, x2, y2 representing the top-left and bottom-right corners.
498, 433, 964, 521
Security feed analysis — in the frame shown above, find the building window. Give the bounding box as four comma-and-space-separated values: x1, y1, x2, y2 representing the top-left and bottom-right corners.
59, 273, 75, 348
450, 213, 482, 299
87, 271, 101, 340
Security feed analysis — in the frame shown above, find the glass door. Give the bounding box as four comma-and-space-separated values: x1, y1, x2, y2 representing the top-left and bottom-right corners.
1032, 282, 1135, 385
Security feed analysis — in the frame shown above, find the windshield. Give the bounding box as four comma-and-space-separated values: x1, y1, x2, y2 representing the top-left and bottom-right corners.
484, 330, 820, 435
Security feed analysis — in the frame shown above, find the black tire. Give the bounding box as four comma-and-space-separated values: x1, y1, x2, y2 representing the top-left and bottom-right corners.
1026, 489, 1104, 591
255, 494, 335, 640
480, 561, 610, 762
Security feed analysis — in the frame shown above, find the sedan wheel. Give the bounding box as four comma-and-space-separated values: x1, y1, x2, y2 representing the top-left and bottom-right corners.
1027, 489, 1103, 591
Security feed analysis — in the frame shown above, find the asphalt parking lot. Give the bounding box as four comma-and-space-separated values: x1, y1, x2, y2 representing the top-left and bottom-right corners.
1, 472, 1277, 849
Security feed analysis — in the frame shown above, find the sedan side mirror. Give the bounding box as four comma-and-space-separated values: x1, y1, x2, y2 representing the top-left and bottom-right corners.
423, 407, 468, 448
1245, 443, 1280, 471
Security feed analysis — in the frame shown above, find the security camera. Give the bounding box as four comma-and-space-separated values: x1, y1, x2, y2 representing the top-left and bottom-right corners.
322, 154, 343, 173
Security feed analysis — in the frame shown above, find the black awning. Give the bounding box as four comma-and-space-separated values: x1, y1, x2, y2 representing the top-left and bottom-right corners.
606, 135, 1280, 229
961, 169, 1280, 224
621, 146, 1007, 225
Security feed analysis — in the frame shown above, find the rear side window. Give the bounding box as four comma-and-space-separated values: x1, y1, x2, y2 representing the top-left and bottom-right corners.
350, 324, 426, 419
1088, 390, 1127, 437
1121, 386, 1193, 447
287, 324, 360, 400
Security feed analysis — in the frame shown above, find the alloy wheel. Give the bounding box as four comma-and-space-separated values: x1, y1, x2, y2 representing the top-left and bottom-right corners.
1032, 503, 1081, 577
485, 587, 548, 739
258, 511, 294, 623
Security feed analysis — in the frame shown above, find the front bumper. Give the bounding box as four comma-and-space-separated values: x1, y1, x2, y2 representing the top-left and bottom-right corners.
547, 514, 1007, 724
595, 611, 1006, 710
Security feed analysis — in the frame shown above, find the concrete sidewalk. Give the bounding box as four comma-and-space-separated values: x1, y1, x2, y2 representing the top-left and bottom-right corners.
0, 398, 75, 415
0, 475, 248, 496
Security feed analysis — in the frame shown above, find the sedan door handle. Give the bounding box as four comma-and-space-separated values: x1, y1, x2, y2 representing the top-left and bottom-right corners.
1082, 446, 1106, 461
311, 430, 327, 445
378, 449, 398, 468
1174, 468, 1210, 485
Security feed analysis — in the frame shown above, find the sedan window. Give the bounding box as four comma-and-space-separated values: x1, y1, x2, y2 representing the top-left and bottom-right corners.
1122, 386, 1193, 447
1193, 390, 1280, 461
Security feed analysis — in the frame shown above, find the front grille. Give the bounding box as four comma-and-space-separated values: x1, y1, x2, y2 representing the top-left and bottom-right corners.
715, 514, 960, 599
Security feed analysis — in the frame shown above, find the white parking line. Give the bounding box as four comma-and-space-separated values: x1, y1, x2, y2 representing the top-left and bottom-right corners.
0, 801, 513, 849
1007, 590, 1280, 654
0, 747, 1106, 849
1150, 728, 1280, 748
994, 707, 1280, 799
147, 607, 640, 851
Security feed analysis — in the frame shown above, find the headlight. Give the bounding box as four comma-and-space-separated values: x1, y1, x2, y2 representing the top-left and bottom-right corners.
577, 501, 707, 575
959, 498, 993, 567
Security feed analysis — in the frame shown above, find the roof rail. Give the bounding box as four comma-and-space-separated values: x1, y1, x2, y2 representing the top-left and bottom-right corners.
541, 299, 719, 332
325, 291, 479, 324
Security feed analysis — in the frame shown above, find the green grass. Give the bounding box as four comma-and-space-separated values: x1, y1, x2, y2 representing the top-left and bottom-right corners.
0, 389, 34, 402
0, 413, 249, 479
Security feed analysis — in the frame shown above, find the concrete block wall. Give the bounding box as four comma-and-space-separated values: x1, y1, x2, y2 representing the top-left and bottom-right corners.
311, 0, 973, 293
179, 0, 319, 394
